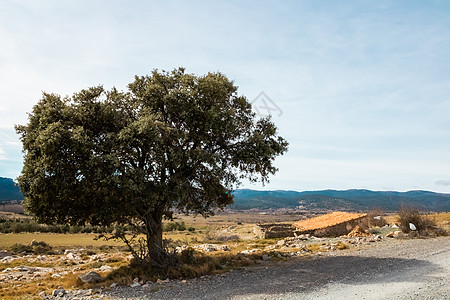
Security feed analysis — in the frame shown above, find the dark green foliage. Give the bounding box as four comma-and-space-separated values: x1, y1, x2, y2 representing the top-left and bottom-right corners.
16, 68, 288, 265
0, 218, 116, 234
163, 221, 186, 232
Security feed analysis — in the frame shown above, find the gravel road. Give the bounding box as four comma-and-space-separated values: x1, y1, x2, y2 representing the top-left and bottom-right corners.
106, 236, 450, 300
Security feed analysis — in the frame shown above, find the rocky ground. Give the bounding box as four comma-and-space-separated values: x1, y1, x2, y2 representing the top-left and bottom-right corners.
103, 236, 450, 300
24, 232, 449, 299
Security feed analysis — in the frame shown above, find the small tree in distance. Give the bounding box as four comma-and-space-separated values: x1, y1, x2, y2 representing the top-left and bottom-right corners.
16, 68, 288, 267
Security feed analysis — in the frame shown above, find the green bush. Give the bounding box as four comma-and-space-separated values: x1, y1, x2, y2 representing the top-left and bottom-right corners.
0, 219, 115, 234
164, 221, 186, 232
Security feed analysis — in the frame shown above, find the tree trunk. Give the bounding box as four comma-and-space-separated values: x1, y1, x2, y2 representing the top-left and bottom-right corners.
145, 214, 167, 266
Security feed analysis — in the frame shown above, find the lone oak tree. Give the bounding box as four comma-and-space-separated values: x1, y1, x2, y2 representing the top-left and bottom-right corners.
16, 68, 288, 266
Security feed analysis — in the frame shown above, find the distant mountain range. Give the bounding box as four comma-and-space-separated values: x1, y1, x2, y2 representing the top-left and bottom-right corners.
0, 177, 24, 201
1, 176, 449, 212
232, 189, 450, 212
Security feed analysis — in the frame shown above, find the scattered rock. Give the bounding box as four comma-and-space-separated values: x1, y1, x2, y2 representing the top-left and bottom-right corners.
262, 254, 271, 261
0, 251, 13, 259
394, 231, 407, 238
130, 282, 141, 288
96, 265, 114, 272
110, 282, 118, 288
181, 244, 231, 253
66, 252, 82, 261
78, 271, 103, 283
386, 232, 395, 238
347, 226, 372, 237
239, 249, 260, 254
0, 256, 16, 263
52, 287, 66, 297
157, 278, 170, 284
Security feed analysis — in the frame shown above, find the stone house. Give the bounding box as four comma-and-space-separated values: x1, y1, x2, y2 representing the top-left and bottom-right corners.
292, 211, 368, 237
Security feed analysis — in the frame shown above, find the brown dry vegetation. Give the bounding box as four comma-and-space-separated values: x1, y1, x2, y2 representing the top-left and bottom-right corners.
0, 211, 448, 299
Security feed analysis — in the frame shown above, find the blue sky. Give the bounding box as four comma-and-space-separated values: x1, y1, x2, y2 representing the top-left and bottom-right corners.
1, 0, 449, 192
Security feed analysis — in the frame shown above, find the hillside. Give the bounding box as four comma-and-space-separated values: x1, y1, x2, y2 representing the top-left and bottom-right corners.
232, 189, 450, 212
1, 175, 449, 211
0, 177, 24, 202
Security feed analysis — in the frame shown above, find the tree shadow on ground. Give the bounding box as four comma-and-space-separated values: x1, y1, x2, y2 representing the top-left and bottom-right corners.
146, 254, 445, 299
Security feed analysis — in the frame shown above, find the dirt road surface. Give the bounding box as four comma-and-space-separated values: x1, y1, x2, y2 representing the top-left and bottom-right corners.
108, 237, 450, 299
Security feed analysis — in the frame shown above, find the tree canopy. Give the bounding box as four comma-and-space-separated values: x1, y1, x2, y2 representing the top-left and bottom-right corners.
16, 68, 288, 264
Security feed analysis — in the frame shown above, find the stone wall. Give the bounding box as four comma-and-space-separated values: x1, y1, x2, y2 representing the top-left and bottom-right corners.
254, 223, 297, 239
255, 216, 368, 239
311, 216, 368, 237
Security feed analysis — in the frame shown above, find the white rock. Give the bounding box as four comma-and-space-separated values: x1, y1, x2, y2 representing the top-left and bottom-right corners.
98, 265, 113, 272
409, 223, 417, 231
66, 252, 81, 260
130, 282, 141, 288
110, 282, 118, 288
0, 256, 16, 263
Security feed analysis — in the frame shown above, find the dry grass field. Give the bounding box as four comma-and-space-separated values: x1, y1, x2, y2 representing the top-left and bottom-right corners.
0, 233, 125, 249
384, 212, 450, 230
0, 211, 448, 299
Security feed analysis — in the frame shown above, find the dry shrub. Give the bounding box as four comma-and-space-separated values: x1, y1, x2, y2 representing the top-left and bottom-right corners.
106, 249, 257, 284
397, 206, 437, 235
367, 208, 387, 228
202, 230, 240, 243
8, 241, 55, 255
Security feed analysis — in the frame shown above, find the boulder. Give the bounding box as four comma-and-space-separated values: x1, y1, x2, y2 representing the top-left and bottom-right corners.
66, 252, 81, 260
52, 288, 66, 297
347, 226, 371, 237
78, 271, 103, 283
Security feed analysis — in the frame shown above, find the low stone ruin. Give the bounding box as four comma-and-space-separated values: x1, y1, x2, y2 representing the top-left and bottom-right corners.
253, 223, 298, 239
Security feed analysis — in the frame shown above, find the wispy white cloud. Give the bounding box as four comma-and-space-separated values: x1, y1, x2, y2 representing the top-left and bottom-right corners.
436, 180, 450, 187
0, 148, 6, 160
0, 1, 450, 192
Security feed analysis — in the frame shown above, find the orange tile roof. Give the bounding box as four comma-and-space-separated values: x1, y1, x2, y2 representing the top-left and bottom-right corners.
293, 211, 367, 231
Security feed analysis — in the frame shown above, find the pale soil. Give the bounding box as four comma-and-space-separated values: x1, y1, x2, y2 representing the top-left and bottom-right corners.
105, 236, 450, 300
